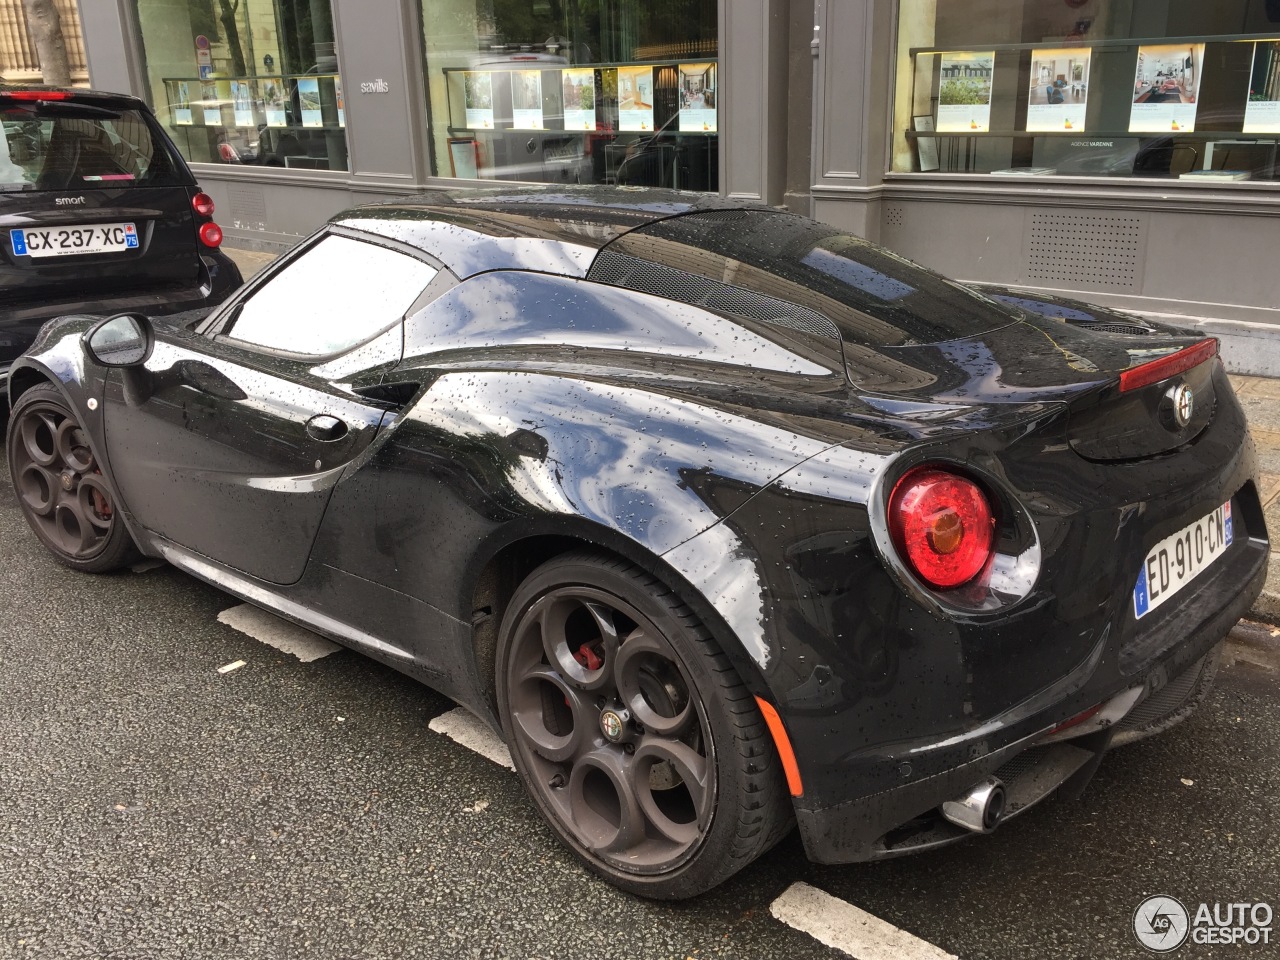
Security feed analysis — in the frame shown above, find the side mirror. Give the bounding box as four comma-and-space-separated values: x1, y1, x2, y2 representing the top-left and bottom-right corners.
84, 313, 153, 367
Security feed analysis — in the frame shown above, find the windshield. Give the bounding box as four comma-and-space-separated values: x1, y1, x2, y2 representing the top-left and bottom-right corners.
0, 102, 186, 192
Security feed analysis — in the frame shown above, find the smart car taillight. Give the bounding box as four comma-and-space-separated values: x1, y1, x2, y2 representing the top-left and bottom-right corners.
192, 192, 216, 217
199, 221, 223, 247
888, 467, 995, 589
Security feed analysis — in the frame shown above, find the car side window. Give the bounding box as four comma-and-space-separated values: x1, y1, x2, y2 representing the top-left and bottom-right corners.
223, 234, 438, 356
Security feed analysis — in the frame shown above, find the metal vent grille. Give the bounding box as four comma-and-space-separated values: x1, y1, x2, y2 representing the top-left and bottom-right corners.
994, 746, 1050, 786
885, 205, 905, 228
688, 210, 751, 222
228, 184, 267, 232
1025, 213, 1145, 289
1074, 322, 1152, 336
589, 250, 840, 340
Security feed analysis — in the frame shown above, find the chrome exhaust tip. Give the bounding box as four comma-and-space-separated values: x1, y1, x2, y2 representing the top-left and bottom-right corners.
941, 777, 1006, 834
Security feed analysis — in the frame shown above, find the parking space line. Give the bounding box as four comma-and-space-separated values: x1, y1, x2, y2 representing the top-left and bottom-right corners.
769, 882, 956, 960
428, 707, 515, 771
216, 604, 341, 663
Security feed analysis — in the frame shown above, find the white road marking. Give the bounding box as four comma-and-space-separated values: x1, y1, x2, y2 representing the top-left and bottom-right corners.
217, 604, 341, 663
217, 660, 246, 675
428, 707, 515, 771
769, 882, 957, 960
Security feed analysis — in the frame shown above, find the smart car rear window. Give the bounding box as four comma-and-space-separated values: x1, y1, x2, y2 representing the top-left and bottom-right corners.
0, 103, 184, 191
601, 210, 1022, 347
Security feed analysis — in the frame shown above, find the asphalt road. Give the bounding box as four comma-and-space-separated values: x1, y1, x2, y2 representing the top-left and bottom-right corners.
1, 437, 1278, 960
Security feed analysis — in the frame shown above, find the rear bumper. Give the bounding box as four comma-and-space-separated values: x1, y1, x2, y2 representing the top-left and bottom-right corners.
794, 540, 1265, 864
0, 251, 241, 377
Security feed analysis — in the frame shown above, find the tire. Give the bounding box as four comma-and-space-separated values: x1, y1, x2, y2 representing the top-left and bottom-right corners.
495, 551, 792, 899
6, 383, 138, 573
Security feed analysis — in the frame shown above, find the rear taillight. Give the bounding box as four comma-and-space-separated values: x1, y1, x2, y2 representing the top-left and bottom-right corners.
199, 221, 223, 248
888, 467, 995, 589
1119, 338, 1218, 393
192, 192, 215, 217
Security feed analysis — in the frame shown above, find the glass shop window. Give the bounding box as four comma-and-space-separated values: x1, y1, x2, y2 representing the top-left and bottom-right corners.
891, 0, 1280, 182
131, 0, 349, 171
420, 0, 719, 190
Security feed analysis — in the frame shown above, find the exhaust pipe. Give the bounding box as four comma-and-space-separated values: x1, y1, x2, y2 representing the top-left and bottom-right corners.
941, 777, 1006, 833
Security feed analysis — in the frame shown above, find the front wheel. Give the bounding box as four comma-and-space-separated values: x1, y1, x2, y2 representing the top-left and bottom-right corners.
6, 383, 137, 573
496, 552, 791, 899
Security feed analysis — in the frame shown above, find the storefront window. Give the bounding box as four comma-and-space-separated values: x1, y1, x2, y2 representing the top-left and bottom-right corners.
132, 0, 348, 171
892, 0, 1280, 182
421, 0, 719, 190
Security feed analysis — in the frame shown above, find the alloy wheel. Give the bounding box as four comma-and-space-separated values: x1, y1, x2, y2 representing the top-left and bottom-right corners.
11, 398, 117, 561
503, 585, 716, 875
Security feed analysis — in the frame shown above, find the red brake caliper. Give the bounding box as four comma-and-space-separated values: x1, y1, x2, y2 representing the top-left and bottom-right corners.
91, 488, 112, 520
568, 642, 604, 707
573, 642, 604, 671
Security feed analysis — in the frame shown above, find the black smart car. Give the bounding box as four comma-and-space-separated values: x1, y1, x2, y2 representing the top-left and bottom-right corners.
1, 85, 241, 397
5, 188, 1268, 899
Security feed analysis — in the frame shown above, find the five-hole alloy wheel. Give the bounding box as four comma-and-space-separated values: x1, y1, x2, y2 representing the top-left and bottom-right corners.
6, 383, 137, 572
496, 553, 792, 899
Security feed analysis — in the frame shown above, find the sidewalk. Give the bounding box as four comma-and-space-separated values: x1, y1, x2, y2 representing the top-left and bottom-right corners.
1228, 375, 1280, 625
223, 246, 278, 281
219, 243, 1280, 624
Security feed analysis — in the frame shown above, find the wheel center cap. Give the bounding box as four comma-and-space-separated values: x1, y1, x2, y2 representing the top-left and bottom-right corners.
600, 709, 625, 743
60, 472, 75, 492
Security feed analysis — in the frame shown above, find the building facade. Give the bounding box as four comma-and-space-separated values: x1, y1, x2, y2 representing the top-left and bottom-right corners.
2, 0, 88, 83
76, 0, 1280, 356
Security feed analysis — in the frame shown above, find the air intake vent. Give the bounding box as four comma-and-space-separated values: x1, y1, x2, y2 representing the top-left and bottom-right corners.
686, 210, 751, 222
1075, 322, 1152, 336
1025, 212, 1146, 290
885, 205, 905, 228
589, 250, 841, 340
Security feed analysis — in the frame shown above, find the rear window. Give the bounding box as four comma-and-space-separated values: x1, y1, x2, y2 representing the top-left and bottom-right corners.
596, 209, 1022, 347
0, 102, 185, 192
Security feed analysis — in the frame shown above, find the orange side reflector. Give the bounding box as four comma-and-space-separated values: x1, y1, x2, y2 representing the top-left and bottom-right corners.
755, 696, 804, 797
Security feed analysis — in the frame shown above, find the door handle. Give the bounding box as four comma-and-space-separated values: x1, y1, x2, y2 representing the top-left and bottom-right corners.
305, 414, 348, 442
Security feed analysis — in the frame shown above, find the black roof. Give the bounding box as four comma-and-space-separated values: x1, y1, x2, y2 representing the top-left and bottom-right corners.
330, 187, 772, 279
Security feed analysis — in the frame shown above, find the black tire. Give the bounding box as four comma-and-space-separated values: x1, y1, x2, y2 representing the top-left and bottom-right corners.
6, 383, 138, 573
495, 551, 792, 899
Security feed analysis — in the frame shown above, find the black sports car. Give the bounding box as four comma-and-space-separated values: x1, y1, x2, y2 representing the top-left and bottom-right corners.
1, 85, 242, 397
4, 188, 1267, 899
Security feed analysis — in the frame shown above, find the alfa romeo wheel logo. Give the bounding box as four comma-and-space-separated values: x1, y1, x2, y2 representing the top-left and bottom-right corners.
1172, 384, 1194, 428
600, 710, 624, 742
1134, 895, 1190, 952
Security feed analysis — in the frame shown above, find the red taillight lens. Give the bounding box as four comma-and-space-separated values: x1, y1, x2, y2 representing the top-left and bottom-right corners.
191, 192, 215, 217
1119, 338, 1218, 393
199, 221, 223, 247
888, 467, 995, 589
3, 90, 71, 101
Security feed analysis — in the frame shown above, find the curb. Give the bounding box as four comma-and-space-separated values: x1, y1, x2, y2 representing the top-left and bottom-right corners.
1249, 591, 1280, 629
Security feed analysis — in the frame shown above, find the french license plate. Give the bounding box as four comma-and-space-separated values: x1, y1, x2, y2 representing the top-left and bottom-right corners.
9, 222, 138, 258
1133, 501, 1233, 619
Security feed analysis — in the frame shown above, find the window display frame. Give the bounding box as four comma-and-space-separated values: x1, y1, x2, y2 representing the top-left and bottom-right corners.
893, 25, 1280, 184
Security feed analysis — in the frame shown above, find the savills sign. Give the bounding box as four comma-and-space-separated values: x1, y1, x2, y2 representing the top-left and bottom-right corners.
360, 79, 391, 94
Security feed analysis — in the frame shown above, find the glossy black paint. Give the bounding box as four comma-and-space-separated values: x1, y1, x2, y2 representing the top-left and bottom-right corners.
6, 187, 1268, 867
0, 86, 242, 392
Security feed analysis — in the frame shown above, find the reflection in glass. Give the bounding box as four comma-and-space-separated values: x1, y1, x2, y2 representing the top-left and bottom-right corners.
227, 236, 437, 356
132, 0, 350, 171
422, 0, 719, 190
